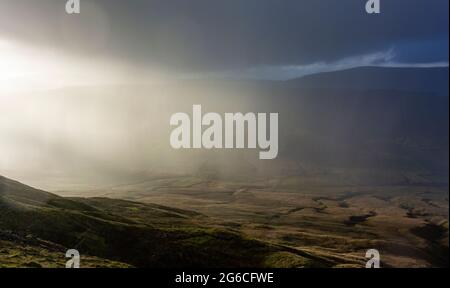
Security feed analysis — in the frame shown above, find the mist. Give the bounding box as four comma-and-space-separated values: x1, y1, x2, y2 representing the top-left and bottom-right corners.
1, 70, 448, 191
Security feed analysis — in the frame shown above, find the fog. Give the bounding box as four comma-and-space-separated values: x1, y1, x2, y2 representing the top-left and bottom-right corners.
0, 38, 447, 192
0, 68, 277, 189
2, 71, 448, 191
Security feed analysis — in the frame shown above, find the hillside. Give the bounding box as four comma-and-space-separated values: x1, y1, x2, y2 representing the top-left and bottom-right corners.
0, 175, 337, 268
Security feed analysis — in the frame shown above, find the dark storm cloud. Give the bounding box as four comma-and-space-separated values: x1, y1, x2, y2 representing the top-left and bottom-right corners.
0, 0, 448, 71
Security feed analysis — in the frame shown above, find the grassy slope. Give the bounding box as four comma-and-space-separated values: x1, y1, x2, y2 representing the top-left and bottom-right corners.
0, 175, 331, 268
0, 239, 131, 268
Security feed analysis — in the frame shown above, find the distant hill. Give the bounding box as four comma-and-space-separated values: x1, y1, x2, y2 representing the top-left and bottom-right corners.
287, 66, 449, 96
1, 67, 448, 188
274, 66, 449, 179
0, 175, 336, 268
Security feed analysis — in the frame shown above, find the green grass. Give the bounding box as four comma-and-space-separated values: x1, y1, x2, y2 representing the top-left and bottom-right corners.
0, 240, 131, 268
0, 175, 333, 268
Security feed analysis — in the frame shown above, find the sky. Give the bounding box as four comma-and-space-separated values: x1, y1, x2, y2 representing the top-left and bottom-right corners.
0, 0, 448, 189
0, 0, 448, 82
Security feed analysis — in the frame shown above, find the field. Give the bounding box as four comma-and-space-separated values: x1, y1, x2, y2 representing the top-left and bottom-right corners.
55, 170, 449, 268
0, 175, 334, 268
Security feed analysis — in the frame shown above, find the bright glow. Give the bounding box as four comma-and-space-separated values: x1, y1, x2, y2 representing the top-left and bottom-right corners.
0, 39, 70, 93
0, 38, 154, 94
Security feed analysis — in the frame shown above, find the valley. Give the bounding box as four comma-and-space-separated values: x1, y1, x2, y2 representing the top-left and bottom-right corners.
53, 171, 449, 268
0, 175, 335, 268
